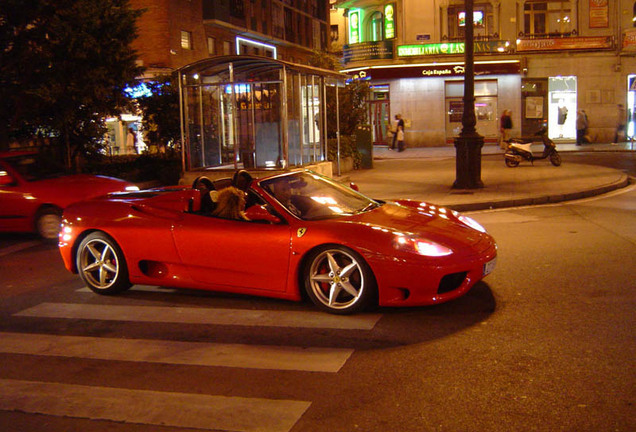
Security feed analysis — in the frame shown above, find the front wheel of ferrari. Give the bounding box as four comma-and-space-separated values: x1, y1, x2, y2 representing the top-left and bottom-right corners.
76, 232, 132, 295
304, 246, 376, 315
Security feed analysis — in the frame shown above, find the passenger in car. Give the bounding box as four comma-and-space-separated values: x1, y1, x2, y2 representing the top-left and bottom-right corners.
210, 186, 249, 221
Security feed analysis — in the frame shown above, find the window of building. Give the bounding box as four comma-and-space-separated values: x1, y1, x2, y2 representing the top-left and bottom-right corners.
230, 0, 245, 19
524, 1, 572, 36
181, 30, 193, 50
207, 37, 216, 55
285, 8, 295, 43
330, 24, 339, 42
447, 4, 493, 41
223, 40, 232, 55
369, 11, 384, 42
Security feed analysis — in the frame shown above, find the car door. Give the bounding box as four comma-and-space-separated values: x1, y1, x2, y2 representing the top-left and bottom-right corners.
172, 213, 292, 292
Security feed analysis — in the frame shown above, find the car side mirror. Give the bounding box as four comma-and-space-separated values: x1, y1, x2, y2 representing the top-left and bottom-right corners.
349, 182, 359, 192
245, 205, 281, 224
0, 170, 15, 186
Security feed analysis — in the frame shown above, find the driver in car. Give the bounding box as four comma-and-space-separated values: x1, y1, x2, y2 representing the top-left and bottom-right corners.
270, 178, 302, 217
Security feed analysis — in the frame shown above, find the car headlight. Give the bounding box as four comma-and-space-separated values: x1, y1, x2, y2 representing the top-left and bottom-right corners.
394, 235, 453, 257
458, 215, 486, 233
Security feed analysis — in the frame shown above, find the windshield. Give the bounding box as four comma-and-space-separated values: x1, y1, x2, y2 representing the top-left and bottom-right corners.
259, 171, 379, 220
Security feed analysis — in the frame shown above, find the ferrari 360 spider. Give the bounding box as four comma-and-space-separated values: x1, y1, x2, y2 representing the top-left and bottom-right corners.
59, 170, 497, 314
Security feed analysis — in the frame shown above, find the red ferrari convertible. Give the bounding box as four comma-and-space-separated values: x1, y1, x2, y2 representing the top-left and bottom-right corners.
59, 170, 497, 314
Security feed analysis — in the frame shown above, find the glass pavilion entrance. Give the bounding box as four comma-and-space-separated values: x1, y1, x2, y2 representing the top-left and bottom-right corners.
178, 56, 344, 179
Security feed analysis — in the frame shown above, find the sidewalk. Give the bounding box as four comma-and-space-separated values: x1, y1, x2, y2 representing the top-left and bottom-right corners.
345, 142, 634, 212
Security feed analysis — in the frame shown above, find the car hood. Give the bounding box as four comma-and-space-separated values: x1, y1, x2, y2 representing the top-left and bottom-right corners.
28, 174, 134, 204
344, 200, 491, 250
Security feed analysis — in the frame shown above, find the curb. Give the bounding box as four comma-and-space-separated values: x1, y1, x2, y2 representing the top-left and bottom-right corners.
447, 174, 631, 212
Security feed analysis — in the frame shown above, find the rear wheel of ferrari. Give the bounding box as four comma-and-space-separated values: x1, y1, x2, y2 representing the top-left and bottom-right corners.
304, 246, 376, 314
76, 232, 131, 295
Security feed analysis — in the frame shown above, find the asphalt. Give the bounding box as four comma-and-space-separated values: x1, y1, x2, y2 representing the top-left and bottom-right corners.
343, 141, 635, 212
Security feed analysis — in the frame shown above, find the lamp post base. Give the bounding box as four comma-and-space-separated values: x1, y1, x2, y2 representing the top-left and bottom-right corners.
453, 134, 484, 189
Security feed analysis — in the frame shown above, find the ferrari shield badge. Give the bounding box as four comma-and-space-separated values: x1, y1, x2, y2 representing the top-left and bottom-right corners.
297, 227, 307, 238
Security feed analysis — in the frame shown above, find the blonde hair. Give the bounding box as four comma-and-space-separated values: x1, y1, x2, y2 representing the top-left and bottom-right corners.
210, 186, 248, 220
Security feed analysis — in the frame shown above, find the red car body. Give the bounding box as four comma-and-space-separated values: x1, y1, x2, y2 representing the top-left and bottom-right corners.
59, 170, 497, 314
0, 151, 137, 239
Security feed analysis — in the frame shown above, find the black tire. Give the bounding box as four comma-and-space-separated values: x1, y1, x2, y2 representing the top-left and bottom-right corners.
303, 245, 376, 314
35, 207, 62, 241
504, 156, 519, 168
550, 151, 562, 166
76, 232, 132, 295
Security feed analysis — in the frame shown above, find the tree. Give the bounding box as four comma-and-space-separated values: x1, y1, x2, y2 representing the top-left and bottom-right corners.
135, 74, 181, 152
0, 0, 143, 169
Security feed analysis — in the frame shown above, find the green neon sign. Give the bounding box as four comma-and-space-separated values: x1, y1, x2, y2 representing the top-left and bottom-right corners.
384, 3, 396, 39
397, 41, 511, 57
398, 43, 465, 57
349, 9, 362, 44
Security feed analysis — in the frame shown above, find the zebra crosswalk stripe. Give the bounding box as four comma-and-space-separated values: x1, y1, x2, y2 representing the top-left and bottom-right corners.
0, 378, 310, 432
16, 301, 382, 330
0, 332, 352, 372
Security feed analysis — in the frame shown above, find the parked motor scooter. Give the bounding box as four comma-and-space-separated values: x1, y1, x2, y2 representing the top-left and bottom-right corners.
504, 127, 562, 167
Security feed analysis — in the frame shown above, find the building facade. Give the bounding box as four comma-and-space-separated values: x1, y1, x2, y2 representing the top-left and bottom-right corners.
132, 0, 331, 70
108, 0, 332, 156
332, 0, 636, 146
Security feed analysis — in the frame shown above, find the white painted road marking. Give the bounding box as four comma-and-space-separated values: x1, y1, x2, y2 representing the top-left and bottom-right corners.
0, 240, 41, 258
0, 332, 353, 372
0, 378, 310, 432
16, 301, 382, 330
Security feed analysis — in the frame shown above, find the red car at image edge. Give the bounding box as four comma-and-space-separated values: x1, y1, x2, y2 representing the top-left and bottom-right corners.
0, 151, 139, 240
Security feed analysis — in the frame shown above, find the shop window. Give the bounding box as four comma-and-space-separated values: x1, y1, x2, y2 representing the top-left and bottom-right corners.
524, 1, 572, 36
181, 31, 193, 50
547, 76, 576, 140
369, 11, 384, 42
447, 4, 493, 41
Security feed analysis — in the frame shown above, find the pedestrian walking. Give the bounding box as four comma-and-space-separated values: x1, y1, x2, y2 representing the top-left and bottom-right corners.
499, 110, 512, 149
394, 114, 405, 152
613, 104, 627, 144
576, 109, 588, 145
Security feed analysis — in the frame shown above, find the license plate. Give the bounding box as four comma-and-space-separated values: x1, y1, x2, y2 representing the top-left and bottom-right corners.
483, 257, 497, 276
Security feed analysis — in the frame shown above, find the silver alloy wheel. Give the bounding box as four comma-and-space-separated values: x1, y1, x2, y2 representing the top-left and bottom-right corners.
308, 249, 365, 311
79, 238, 120, 290
36, 212, 61, 240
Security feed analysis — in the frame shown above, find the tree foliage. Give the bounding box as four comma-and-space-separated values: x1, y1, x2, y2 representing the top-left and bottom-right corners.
0, 0, 142, 169
135, 74, 181, 150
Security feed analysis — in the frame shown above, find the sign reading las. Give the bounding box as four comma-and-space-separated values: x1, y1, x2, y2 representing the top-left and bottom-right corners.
398, 41, 511, 57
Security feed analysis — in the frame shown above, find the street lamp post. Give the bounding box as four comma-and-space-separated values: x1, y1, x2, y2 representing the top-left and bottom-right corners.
453, 0, 484, 189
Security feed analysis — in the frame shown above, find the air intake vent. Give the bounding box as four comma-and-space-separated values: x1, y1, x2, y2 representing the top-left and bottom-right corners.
438, 272, 467, 294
